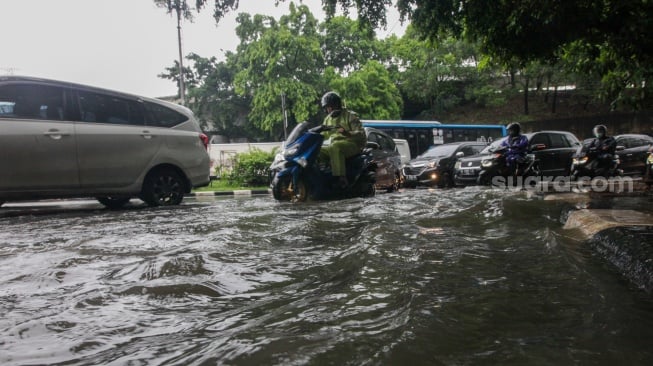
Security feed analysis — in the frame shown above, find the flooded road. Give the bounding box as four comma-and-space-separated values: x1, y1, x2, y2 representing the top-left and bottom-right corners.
1, 188, 653, 365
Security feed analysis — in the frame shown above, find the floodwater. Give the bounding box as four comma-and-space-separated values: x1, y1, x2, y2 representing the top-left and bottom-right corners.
1, 188, 652, 365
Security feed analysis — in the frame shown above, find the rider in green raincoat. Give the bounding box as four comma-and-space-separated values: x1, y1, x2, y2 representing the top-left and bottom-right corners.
319, 91, 367, 187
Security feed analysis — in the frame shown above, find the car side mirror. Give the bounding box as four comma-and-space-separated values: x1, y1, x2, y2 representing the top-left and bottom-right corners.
366, 142, 381, 150
531, 143, 547, 151
616, 145, 625, 151
455, 152, 465, 158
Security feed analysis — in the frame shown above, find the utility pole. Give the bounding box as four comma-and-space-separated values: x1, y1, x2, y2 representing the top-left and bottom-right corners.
281, 93, 288, 141
175, 3, 186, 105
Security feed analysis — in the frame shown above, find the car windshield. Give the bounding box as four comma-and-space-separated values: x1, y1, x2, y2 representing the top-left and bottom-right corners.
420, 144, 459, 159
481, 137, 508, 154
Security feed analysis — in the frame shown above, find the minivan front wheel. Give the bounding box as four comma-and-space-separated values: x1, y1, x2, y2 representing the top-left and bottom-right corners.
141, 168, 185, 207
97, 196, 130, 209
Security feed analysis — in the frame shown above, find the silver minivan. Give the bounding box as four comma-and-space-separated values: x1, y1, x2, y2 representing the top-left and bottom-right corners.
0, 76, 210, 208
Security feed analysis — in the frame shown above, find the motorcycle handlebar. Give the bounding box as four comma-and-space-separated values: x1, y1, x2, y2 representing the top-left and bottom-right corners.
309, 125, 337, 133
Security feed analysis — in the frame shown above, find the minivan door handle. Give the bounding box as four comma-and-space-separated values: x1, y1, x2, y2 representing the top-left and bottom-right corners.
141, 130, 154, 139
44, 129, 70, 140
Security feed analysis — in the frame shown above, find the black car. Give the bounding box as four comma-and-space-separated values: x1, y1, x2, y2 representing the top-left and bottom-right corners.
454, 131, 581, 186
365, 127, 403, 192
453, 137, 507, 186
615, 134, 653, 176
403, 141, 487, 187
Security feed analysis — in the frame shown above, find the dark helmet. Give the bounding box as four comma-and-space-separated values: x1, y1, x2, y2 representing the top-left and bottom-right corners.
506, 122, 521, 137
593, 124, 607, 138
321, 91, 342, 110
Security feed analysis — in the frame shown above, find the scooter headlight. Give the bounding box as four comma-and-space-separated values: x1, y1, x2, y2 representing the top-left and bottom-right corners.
295, 157, 308, 168
284, 146, 299, 157
648, 154, 653, 164
573, 156, 589, 165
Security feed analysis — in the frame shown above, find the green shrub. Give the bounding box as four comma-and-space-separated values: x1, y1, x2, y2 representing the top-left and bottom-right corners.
226, 148, 277, 186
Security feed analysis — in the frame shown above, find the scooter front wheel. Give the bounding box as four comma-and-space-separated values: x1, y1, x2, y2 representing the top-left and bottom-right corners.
292, 178, 308, 202
272, 176, 291, 201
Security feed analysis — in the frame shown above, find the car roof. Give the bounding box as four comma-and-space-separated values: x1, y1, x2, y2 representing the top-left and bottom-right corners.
615, 134, 653, 139
0, 75, 192, 116
364, 126, 394, 138
526, 130, 575, 136
432, 141, 487, 147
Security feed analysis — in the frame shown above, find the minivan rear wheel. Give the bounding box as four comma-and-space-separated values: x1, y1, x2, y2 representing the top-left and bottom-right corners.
141, 168, 185, 207
97, 196, 131, 209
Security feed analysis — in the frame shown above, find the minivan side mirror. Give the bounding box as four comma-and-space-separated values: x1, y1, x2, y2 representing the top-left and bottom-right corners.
531, 143, 547, 151
616, 145, 626, 151
455, 151, 465, 158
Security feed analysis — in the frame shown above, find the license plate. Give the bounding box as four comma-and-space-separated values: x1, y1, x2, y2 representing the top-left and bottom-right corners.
461, 169, 475, 176
405, 175, 417, 181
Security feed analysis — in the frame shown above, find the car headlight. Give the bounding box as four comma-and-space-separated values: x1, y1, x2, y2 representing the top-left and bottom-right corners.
647, 154, 653, 164
481, 159, 493, 167
454, 161, 461, 170
427, 161, 437, 168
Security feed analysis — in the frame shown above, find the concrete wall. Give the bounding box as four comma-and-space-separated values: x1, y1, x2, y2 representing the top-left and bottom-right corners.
209, 142, 282, 176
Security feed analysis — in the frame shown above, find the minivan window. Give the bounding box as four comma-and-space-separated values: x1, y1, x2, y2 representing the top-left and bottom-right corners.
78, 91, 145, 125
144, 101, 188, 127
0, 83, 65, 121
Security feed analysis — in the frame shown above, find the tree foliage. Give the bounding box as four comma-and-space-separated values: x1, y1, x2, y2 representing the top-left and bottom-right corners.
157, 0, 653, 141
232, 4, 324, 135
319, 0, 653, 107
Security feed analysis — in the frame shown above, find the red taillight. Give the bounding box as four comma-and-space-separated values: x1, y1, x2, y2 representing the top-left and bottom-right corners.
199, 133, 209, 150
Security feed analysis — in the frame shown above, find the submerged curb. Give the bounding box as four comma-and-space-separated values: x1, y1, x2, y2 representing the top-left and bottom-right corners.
188, 189, 271, 197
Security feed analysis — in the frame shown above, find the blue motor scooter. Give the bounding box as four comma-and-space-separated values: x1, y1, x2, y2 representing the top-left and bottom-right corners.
269, 122, 377, 202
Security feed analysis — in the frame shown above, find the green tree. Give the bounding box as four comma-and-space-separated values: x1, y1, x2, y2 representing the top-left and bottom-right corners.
232, 4, 324, 137
318, 0, 653, 109
324, 60, 403, 119
390, 26, 486, 116
320, 16, 389, 75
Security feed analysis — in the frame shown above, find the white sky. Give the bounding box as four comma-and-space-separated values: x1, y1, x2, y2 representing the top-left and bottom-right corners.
1, 0, 405, 98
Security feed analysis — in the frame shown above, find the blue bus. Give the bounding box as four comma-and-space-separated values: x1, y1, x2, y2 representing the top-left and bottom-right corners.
361, 120, 506, 158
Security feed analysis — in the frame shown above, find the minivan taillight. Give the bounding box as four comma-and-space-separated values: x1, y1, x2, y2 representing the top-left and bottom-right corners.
199, 133, 209, 150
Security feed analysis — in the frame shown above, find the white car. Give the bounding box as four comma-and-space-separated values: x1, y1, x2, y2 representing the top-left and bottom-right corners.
0, 76, 210, 208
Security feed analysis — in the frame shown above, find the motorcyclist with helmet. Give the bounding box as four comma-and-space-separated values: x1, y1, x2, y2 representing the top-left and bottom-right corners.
586, 124, 617, 174
500, 122, 529, 174
318, 91, 367, 188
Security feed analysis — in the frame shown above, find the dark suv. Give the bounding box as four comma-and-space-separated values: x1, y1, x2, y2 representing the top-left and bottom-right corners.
403, 141, 487, 187
365, 127, 403, 192
615, 134, 653, 176
454, 131, 581, 186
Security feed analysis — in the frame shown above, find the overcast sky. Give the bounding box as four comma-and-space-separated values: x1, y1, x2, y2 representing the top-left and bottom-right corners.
1, 0, 405, 98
